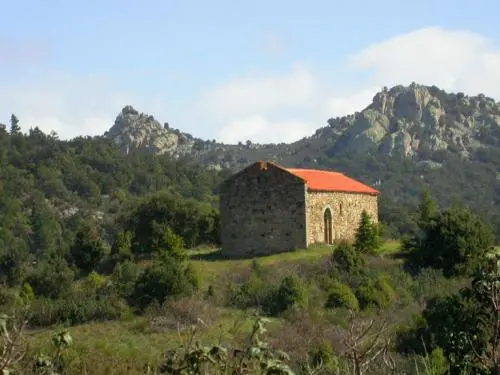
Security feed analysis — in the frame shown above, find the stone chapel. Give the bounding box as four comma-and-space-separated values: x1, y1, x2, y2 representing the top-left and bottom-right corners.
219, 160, 379, 257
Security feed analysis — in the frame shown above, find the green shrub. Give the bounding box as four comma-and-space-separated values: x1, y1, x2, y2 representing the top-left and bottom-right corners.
70, 225, 107, 272
229, 272, 277, 311
355, 273, 396, 310
110, 260, 140, 298
325, 281, 359, 310
29, 292, 132, 327
331, 241, 366, 275
133, 258, 197, 310
268, 275, 308, 316
25, 258, 74, 299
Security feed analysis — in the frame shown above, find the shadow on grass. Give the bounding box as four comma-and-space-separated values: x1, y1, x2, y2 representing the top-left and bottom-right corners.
188, 248, 311, 262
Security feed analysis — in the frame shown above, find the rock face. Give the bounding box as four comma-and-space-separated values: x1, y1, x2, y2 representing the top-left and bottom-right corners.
104, 105, 196, 157
326, 84, 500, 159
103, 84, 500, 170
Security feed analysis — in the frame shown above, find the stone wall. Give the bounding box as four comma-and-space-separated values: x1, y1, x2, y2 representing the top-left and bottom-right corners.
305, 191, 378, 245
220, 161, 307, 257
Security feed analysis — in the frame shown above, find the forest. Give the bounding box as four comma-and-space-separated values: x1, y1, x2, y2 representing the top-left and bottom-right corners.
0, 116, 499, 374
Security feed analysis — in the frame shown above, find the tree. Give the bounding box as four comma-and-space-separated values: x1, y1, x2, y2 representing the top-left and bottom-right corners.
398, 253, 500, 374
150, 222, 186, 262
354, 211, 381, 254
417, 188, 437, 229
70, 225, 107, 272
9, 114, 20, 134
407, 205, 494, 277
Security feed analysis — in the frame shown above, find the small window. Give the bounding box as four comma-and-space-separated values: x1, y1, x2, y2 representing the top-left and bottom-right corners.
339, 203, 343, 216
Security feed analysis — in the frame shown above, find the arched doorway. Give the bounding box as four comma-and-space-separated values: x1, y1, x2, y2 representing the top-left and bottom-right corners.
324, 208, 332, 244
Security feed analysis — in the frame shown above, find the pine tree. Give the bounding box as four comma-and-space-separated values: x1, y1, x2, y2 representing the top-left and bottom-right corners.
9, 114, 20, 134
354, 210, 381, 254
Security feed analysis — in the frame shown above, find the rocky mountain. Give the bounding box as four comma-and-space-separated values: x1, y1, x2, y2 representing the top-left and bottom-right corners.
104, 84, 500, 171
100, 84, 500, 236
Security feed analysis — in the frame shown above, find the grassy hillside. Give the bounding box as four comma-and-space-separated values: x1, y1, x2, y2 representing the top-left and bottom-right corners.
21, 241, 431, 375
24, 241, 401, 375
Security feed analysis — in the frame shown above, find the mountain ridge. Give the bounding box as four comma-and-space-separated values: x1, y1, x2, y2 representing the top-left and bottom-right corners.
103, 83, 500, 171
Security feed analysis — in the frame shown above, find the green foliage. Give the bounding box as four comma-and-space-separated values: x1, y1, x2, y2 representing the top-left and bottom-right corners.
229, 271, 277, 312
111, 231, 133, 261
69, 224, 107, 272
324, 281, 359, 310
25, 258, 74, 299
110, 260, 140, 298
152, 316, 296, 375
418, 188, 438, 229
407, 204, 494, 277
355, 273, 396, 310
124, 191, 220, 254
269, 275, 308, 316
132, 258, 198, 310
397, 253, 500, 374
229, 271, 307, 317
29, 288, 132, 328
151, 223, 186, 262
19, 283, 34, 304
354, 210, 381, 254
331, 241, 366, 275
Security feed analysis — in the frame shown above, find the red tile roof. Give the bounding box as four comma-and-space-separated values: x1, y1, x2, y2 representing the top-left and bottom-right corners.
286, 168, 379, 195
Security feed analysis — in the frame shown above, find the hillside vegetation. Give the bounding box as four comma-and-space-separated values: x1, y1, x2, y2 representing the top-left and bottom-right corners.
1, 84, 500, 374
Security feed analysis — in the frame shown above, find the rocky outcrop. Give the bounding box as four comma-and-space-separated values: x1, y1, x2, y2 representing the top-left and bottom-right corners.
103, 85, 500, 170
104, 106, 197, 157
326, 83, 500, 158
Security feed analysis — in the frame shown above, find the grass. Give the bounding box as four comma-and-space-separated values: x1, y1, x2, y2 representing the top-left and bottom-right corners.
22, 239, 403, 374
189, 240, 402, 286
26, 307, 262, 375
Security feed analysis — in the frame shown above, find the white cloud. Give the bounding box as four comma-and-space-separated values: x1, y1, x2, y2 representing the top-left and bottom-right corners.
347, 26, 500, 98
206, 26, 500, 144
201, 64, 317, 119
3, 26, 500, 144
218, 114, 313, 144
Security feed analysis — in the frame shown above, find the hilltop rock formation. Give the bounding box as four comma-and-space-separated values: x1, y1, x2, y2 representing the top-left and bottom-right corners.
103, 105, 196, 157
103, 84, 500, 170
323, 84, 500, 159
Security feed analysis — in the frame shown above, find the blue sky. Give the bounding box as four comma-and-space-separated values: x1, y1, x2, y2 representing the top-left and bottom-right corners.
1, 0, 500, 143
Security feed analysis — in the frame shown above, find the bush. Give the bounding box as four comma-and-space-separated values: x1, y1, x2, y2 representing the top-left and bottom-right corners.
355, 273, 396, 310
331, 241, 366, 275
25, 258, 74, 299
268, 275, 308, 316
70, 225, 107, 272
325, 281, 359, 310
133, 258, 198, 310
29, 293, 132, 327
110, 260, 140, 298
229, 272, 277, 311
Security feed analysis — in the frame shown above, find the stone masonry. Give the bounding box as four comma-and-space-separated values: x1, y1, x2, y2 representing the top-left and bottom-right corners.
220, 161, 307, 257
305, 191, 378, 245
220, 161, 379, 257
